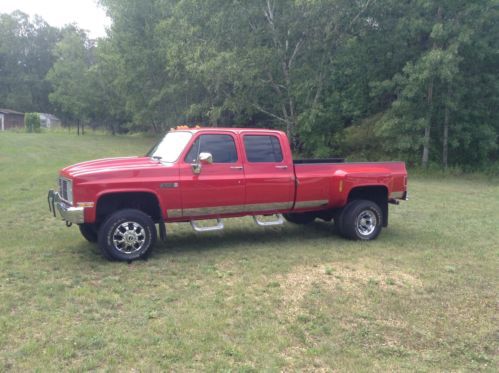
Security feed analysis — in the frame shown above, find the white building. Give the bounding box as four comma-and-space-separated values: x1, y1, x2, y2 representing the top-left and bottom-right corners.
39, 113, 61, 129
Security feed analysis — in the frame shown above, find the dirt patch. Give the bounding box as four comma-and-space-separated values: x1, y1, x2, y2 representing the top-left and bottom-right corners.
276, 260, 422, 318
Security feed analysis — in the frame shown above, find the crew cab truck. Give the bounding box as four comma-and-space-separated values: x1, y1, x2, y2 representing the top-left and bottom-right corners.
48, 127, 408, 261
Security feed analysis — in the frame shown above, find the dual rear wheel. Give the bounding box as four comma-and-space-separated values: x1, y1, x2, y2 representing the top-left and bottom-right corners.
336, 199, 383, 240
284, 199, 383, 241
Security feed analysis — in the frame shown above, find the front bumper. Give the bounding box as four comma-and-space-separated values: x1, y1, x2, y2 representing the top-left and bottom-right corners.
47, 190, 84, 224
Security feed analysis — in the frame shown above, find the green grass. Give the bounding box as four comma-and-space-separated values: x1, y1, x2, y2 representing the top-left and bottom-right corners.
0, 132, 498, 371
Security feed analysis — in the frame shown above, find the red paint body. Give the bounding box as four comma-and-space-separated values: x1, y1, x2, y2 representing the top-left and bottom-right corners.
60, 128, 407, 224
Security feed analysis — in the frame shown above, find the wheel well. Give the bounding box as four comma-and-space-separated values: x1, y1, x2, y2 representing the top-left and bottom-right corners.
96, 192, 162, 224
347, 186, 389, 227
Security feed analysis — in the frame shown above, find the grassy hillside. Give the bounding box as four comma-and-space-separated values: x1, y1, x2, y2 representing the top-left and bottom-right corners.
0, 132, 497, 371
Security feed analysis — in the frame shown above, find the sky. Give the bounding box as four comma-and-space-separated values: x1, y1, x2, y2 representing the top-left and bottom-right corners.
0, 0, 111, 38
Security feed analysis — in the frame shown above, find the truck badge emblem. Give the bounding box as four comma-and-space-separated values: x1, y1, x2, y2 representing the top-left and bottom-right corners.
160, 182, 179, 188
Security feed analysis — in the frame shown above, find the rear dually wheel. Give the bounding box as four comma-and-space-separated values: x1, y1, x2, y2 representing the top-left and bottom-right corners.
338, 199, 383, 240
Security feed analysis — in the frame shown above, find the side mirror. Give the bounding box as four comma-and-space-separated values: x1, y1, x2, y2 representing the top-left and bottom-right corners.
191, 152, 213, 174
192, 163, 202, 174
199, 152, 213, 164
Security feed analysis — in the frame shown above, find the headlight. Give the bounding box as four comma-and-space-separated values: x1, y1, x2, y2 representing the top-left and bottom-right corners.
59, 177, 73, 205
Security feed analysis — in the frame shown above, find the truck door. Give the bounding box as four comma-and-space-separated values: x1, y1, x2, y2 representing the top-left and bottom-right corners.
241, 133, 294, 212
179, 132, 246, 217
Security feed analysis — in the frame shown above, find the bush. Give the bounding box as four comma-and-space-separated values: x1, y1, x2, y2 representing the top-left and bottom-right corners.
25, 113, 41, 133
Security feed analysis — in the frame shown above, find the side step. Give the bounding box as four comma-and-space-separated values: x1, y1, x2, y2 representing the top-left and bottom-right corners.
190, 219, 224, 232
253, 214, 284, 227
189, 214, 284, 233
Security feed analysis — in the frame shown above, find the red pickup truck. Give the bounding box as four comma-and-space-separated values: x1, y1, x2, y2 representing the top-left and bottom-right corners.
48, 127, 407, 261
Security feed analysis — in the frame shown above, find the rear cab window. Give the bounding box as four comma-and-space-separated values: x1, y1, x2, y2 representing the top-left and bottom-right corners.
243, 135, 283, 163
185, 134, 238, 163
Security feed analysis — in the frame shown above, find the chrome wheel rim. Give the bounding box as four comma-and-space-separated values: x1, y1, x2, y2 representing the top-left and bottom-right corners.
356, 210, 377, 236
112, 221, 146, 254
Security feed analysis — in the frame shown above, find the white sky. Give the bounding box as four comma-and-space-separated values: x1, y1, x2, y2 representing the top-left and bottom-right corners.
0, 0, 111, 38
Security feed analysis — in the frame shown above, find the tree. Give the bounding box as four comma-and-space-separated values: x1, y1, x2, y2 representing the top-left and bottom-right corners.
0, 11, 61, 112
100, 0, 172, 133
46, 27, 94, 134
85, 38, 132, 134
2, 1, 494, 168
339, 0, 499, 168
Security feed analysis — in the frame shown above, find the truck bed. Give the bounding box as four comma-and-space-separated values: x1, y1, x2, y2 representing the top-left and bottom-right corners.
292, 161, 407, 211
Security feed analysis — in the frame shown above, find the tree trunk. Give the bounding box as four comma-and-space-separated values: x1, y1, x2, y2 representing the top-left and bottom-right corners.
443, 87, 450, 170
263, 0, 300, 149
151, 120, 158, 134
82, 122, 85, 135
422, 6, 443, 168
422, 79, 433, 168
77, 120, 80, 136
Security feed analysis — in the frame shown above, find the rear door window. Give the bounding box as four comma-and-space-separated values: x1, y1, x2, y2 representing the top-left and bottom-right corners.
185, 134, 238, 163
244, 135, 283, 163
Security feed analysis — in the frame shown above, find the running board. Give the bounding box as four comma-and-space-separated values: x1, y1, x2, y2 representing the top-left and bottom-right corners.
253, 214, 284, 227
190, 219, 224, 232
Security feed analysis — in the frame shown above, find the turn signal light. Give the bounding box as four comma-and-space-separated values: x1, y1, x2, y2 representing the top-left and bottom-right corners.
76, 202, 95, 208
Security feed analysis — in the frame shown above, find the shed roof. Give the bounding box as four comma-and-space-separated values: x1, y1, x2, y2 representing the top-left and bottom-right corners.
0, 108, 24, 115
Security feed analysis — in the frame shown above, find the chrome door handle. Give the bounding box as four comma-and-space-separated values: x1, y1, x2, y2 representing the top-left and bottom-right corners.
275, 165, 288, 169
230, 166, 243, 170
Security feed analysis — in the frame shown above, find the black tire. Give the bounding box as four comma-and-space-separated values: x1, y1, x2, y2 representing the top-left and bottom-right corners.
283, 212, 316, 225
335, 202, 358, 238
338, 200, 383, 240
98, 209, 157, 261
79, 223, 98, 243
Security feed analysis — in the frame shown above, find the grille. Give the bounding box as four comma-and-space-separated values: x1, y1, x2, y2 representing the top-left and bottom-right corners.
58, 177, 72, 203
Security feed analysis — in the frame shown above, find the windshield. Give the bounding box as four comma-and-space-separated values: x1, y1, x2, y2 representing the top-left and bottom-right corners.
146, 131, 192, 162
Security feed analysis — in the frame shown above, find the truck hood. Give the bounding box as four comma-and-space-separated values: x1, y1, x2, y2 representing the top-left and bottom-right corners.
61, 156, 162, 178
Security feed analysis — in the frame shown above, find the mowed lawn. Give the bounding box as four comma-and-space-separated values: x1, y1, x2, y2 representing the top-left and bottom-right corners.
0, 132, 497, 372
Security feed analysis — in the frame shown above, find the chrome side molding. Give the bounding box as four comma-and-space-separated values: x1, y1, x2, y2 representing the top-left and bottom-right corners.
253, 214, 284, 227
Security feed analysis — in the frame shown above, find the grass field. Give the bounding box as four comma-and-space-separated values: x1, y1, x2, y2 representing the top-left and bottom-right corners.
0, 132, 497, 371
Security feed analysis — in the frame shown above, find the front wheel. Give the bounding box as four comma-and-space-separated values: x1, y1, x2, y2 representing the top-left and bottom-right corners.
98, 209, 157, 261
339, 200, 383, 240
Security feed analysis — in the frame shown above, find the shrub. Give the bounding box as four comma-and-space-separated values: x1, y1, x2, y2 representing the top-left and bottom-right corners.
25, 113, 41, 133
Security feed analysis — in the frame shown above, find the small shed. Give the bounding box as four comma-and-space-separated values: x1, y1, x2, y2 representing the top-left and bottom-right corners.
0, 109, 25, 131
40, 113, 61, 129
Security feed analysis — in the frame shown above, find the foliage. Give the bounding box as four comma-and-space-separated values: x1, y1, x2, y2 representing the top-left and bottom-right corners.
24, 112, 40, 133
45, 26, 96, 135
1, 1, 498, 167
0, 11, 61, 112
372, 0, 499, 168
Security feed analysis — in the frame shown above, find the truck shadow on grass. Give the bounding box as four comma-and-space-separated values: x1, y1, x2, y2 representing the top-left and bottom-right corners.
75, 221, 340, 262
76, 221, 420, 263
152, 220, 425, 257
155, 221, 339, 255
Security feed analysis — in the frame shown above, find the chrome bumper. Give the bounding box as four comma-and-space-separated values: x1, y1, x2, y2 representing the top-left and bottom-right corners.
47, 190, 84, 224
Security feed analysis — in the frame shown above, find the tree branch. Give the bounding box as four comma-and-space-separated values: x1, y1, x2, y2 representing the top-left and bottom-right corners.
251, 103, 287, 124
288, 37, 304, 69
349, 0, 376, 30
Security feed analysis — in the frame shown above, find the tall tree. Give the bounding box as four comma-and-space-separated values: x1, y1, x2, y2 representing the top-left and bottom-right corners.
46, 27, 94, 134
0, 11, 60, 112
371, 0, 498, 168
